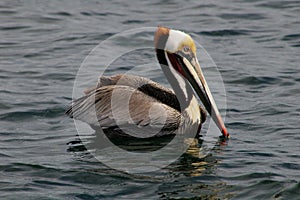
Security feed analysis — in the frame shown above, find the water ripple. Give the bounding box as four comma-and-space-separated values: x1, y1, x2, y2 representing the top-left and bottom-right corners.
0, 107, 65, 121
199, 29, 249, 36
0, 0, 299, 199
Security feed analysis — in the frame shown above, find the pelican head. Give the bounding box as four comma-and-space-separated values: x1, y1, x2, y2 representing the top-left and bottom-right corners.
154, 26, 229, 138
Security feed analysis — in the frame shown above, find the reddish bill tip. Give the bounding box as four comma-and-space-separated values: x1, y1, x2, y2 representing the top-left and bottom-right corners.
221, 127, 230, 138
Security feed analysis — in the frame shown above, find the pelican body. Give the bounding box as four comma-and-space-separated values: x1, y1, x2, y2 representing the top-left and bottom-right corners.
66, 27, 229, 139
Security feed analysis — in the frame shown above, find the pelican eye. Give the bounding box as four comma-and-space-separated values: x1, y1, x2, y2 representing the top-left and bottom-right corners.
183, 46, 190, 52
177, 46, 193, 61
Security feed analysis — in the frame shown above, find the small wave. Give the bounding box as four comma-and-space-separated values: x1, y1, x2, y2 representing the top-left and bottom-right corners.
36, 73, 75, 81
0, 107, 66, 121
257, 1, 300, 9
0, 25, 31, 31
282, 34, 300, 41
199, 29, 249, 37
0, 10, 17, 15
282, 33, 300, 47
227, 76, 281, 85
122, 20, 148, 24
0, 162, 54, 172
80, 11, 125, 17
218, 13, 266, 20
50, 11, 73, 17
0, 152, 12, 158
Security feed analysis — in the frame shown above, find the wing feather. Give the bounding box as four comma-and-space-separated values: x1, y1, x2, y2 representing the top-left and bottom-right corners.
67, 85, 181, 137
84, 74, 181, 112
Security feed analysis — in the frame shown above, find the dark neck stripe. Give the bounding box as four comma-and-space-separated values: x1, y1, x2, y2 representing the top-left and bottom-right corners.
157, 51, 194, 111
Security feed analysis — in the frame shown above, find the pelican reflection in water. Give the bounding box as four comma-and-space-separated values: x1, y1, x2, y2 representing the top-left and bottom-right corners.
66, 27, 229, 140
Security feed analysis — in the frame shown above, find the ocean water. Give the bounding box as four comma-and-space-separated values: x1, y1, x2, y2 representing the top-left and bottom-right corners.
0, 0, 300, 199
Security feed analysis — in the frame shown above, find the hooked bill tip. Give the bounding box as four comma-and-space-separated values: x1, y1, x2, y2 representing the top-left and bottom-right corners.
216, 114, 230, 138
222, 127, 230, 138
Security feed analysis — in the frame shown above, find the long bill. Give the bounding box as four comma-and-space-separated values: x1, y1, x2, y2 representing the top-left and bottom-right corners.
167, 52, 229, 138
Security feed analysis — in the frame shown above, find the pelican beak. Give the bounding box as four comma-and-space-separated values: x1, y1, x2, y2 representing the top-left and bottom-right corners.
167, 51, 229, 138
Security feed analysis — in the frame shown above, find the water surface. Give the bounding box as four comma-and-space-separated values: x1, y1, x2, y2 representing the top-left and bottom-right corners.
0, 0, 299, 199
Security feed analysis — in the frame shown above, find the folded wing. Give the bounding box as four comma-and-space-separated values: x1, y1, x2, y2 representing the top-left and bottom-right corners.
66, 76, 181, 137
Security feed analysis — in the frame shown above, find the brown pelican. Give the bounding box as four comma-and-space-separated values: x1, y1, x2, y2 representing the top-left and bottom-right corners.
66, 27, 229, 139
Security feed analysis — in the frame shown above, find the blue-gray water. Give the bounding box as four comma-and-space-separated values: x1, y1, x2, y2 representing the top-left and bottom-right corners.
1, 0, 299, 199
